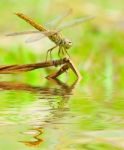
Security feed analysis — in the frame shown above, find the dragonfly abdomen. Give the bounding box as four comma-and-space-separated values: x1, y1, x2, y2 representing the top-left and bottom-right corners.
15, 13, 47, 32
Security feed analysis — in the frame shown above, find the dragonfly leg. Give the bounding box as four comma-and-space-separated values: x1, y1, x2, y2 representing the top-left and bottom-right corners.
58, 46, 63, 59
61, 47, 65, 55
64, 48, 70, 58
58, 47, 70, 59
46, 45, 58, 61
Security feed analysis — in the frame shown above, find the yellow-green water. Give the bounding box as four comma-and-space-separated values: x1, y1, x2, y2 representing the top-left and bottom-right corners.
0, 74, 124, 150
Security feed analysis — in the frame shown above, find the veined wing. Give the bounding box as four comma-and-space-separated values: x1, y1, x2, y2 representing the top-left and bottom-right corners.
6, 30, 44, 43
6, 30, 59, 43
25, 30, 60, 43
6, 31, 40, 36
45, 9, 72, 29
25, 33, 45, 43
58, 16, 95, 30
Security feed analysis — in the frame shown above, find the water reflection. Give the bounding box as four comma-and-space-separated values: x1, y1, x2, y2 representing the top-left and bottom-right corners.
0, 79, 79, 147
20, 127, 44, 147
1, 78, 123, 150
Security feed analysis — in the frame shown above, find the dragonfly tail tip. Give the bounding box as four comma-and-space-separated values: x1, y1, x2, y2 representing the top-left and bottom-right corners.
14, 12, 22, 17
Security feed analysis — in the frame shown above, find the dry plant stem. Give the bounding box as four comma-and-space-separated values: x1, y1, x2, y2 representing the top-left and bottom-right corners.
67, 58, 82, 80
0, 57, 81, 80
46, 58, 82, 80
0, 58, 67, 74
46, 64, 69, 79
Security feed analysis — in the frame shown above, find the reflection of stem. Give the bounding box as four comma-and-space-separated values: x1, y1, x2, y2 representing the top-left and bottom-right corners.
47, 78, 79, 101
0, 79, 80, 148
20, 127, 43, 147
44, 78, 79, 118
18, 79, 79, 148
0, 78, 79, 97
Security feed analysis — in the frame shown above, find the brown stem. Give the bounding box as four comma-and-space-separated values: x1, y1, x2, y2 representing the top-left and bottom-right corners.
67, 58, 82, 80
46, 64, 69, 79
0, 57, 81, 80
0, 58, 68, 74
46, 58, 82, 80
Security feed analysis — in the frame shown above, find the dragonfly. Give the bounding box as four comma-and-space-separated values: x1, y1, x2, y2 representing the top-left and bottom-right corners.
6, 10, 94, 61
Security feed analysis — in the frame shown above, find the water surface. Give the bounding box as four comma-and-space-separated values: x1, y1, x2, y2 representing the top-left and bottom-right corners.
0, 77, 124, 150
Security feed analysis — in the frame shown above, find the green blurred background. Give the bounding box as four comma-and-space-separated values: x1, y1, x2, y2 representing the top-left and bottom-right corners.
0, 1, 124, 150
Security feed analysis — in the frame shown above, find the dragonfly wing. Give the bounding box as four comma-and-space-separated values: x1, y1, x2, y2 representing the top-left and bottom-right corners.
6, 29, 60, 43
25, 34, 45, 43
6, 31, 41, 36
58, 16, 95, 30
45, 9, 72, 29
25, 31, 59, 43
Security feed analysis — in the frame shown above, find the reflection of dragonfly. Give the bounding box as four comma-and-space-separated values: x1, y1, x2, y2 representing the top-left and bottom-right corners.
6, 10, 94, 60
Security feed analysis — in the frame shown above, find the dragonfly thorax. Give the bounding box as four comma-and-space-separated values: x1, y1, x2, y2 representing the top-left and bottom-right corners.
49, 31, 72, 49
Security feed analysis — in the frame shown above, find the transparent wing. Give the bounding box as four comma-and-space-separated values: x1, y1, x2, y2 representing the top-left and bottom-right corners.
25, 30, 60, 43
58, 16, 95, 31
25, 33, 45, 43
5, 31, 40, 36
6, 30, 59, 43
45, 8, 72, 29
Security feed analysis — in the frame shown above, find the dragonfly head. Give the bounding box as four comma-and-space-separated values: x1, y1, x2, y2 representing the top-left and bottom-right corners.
64, 38, 72, 49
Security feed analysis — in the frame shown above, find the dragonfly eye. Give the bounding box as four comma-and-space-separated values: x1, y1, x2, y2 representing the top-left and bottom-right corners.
64, 39, 72, 49
68, 41, 72, 45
